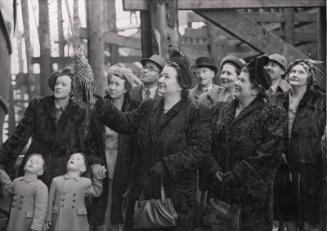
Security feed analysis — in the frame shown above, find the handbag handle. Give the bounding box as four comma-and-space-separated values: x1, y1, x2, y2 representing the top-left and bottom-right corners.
139, 177, 166, 202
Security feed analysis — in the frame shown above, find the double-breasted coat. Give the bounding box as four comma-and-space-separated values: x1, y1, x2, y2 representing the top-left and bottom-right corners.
0, 96, 88, 186
210, 97, 286, 231
87, 94, 139, 225
47, 175, 103, 231
94, 97, 212, 231
1, 175, 48, 231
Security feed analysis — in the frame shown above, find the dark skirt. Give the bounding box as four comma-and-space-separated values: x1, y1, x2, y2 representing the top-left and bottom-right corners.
273, 162, 323, 224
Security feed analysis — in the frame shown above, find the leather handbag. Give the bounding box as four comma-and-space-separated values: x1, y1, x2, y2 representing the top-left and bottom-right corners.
133, 177, 178, 230
201, 196, 240, 231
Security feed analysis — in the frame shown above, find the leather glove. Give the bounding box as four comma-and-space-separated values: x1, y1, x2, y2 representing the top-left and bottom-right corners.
91, 164, 107, 180
149, 161, 166, 177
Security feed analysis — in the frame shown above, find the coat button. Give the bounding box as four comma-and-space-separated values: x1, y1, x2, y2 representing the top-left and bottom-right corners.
18, 207, 22, 210
62, 198, 65, 201
73, 193, 76, 196
11, 206, 15, 208
20, 196, 24, 199
61, 204, 64, 208
72, 206, 75, 208
72, 199, 75, 202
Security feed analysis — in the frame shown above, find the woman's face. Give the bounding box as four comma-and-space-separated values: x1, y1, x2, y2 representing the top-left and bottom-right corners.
107, 75, 127, 99
288, 64, 309, 87
234, 70, 257, 100
220, 63, 239, 89
54, 75, 72, 99
158, 65, 182, 96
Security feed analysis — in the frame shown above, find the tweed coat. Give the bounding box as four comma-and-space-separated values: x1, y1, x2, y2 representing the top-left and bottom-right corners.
87, 94, 139, 225
1, 175, 48, 231
210, 97, 286, 231
0, 96, 88, 186
267, 78, 291, 108
47, 175, 103, 231
189, 84, 220, 103
273, 88, 326, 223
94, 97, 212, 231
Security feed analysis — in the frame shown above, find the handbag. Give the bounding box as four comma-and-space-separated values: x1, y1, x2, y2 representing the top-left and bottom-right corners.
201, 195, 240, 231
133, 177, 178, 230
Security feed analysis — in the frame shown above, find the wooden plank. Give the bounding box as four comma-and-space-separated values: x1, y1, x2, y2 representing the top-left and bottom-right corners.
123, 0, 325, 11
194, 9, 307, 61
187, 11, 316, 23
80, 28, 141, 49
284, 8, 295, 44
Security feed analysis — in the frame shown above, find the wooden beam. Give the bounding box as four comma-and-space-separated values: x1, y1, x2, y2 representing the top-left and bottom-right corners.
284, 8, 295, 44
194, 9, 307, 61
187, 11, 317, 24
124, 0, 325, 11
32, 56, 142, 64
38, 0, 52, 96
317, 7, 326, 63
87, 0, 106, 96
140, 10, 152, 58
80, 28, 141, 49
149, 0, 180, 59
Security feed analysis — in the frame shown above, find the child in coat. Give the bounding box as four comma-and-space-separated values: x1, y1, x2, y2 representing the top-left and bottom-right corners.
46, 152, 105, 231
0, 153, 48, 231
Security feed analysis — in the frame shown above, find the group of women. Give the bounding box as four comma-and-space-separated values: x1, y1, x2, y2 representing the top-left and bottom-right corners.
0, 48, 325, 231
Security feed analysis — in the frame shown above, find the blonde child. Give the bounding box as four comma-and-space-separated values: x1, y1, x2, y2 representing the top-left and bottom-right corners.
46, 152, 105, 231
0, 153, 48, 231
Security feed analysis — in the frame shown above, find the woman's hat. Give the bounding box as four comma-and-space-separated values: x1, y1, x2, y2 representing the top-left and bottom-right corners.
168, 48, 193, 89
268, 53, 287, 71
48, 67, 74, 91
194, 56, 217, 74
246, 55, 271, 91
220, 55, 245, 71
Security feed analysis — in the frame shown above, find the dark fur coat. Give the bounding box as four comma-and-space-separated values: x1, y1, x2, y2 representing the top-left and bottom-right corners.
0, 96, 88, 186
210, 97, 287, 231
94, 97, 212, 231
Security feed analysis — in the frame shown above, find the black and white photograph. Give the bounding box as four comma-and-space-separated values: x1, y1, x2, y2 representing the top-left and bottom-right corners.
0, 0, 326, 231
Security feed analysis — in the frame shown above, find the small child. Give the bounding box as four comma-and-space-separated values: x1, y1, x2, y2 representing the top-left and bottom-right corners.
0, 153, 48, 231
46, 152, 105, 231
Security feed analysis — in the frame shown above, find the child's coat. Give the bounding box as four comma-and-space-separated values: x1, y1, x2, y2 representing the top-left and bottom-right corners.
47, 174, 102, 231
4, 176, 48, 231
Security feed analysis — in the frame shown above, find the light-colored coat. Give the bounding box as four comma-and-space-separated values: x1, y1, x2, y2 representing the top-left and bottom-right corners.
2, 175, 48, 231
46, 175, 102, 231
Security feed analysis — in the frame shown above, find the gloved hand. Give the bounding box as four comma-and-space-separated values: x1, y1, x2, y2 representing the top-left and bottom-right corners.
221, 171, 238, 188
149, 161, 166, 177
91, 164, 107, 180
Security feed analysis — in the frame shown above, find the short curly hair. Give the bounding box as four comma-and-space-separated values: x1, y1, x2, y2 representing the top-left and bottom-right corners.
287, 59, 316, 86
107, 63, 135, 92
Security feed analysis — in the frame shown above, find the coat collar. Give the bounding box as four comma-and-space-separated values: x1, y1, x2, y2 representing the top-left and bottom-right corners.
223, 96, 265, 127
152, 97, 190, 133
43, 95, 81, 125
20, 176, 38, 183
63, 174, 81, 181
277, 79, 291, 93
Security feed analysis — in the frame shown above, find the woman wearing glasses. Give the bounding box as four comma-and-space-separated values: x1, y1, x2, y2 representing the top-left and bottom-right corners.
94, 49, 212, 231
